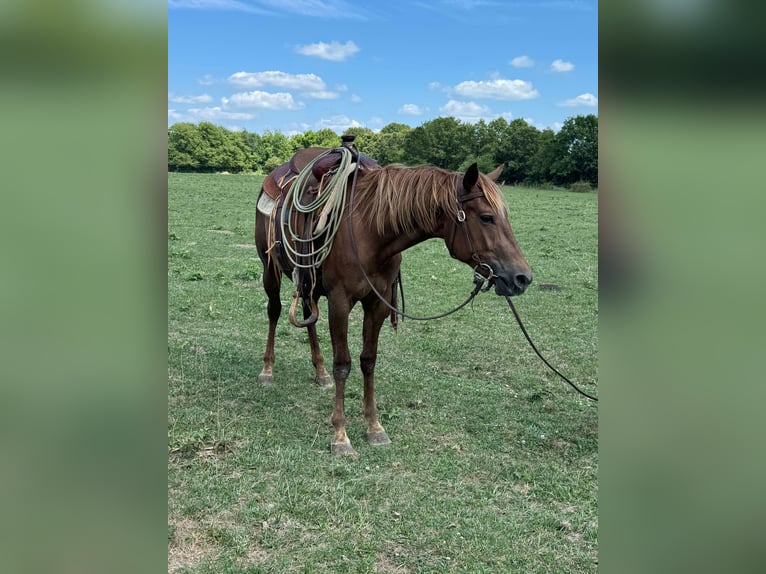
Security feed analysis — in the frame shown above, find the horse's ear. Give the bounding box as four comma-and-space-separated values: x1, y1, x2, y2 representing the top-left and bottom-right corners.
463, 163, 479, 191
487, 164, 504, 182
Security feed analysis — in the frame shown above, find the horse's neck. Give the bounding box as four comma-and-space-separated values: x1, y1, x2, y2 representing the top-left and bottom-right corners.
373, 223, 442, 262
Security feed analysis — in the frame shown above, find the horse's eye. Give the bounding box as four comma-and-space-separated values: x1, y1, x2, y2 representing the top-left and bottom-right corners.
479, 214, 495, 224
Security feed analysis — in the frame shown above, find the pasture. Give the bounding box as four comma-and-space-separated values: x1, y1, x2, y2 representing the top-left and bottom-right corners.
168, 172, 598, 573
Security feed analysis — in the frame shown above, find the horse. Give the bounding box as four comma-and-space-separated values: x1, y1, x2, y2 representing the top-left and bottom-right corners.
254, 152, 532, 456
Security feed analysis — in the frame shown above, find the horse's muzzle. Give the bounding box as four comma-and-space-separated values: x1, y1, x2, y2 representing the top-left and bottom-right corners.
494, 270, 533, 296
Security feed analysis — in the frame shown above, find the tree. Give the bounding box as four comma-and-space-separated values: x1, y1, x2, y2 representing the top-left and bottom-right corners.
258, 131, 293, 173
495, 119, 541, 184
528, 128, 557, 184
191, 122, 248, 172
466, 119, 502, 174
403, 117, 472, 170
168, 123, 202, 171
289, 128, 339, 151
550, 114, 598, 187
367, 123, 411, 165
342, 126, 378, 155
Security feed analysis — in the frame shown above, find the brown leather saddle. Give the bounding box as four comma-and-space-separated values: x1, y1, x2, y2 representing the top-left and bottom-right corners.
262, 138, 379, 285
262, 145, 379, 200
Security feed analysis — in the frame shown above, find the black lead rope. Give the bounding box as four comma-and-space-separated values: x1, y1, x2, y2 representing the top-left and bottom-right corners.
505, 296, 598, 402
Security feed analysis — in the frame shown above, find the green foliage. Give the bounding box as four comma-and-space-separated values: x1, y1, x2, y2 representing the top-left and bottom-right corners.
497, 119, 542, 184
289, 128, 340, 151
403, 117, 473, 169
166, 114, 598, 186
168, 173, 598, 573
367, 123, 411, 165
342, 126, 377, 153
529, 129, 558, 184
551, 115, 599, 187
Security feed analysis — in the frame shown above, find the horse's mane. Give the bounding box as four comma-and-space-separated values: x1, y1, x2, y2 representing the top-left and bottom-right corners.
353, 164, 506, 236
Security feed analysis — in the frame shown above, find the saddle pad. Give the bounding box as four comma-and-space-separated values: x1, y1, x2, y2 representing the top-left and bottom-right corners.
256, 192, 276, 217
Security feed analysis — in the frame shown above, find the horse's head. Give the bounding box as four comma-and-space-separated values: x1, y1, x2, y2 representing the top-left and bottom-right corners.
446, 163, 533, 296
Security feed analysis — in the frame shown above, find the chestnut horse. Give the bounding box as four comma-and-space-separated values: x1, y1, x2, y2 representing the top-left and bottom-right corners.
255, 158, 532, 455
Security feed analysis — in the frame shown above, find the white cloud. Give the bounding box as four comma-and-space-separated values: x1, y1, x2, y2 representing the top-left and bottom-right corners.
315, 115, 364, 132
510, 55, 535, 68
168, 92, 213, 104
306, 91, 340, 100
350, 94, 362, 103
294, 40, 359, 61
171, 0, 369, 19
168, 0, 269, 15
558, 92, 598, 107
398, 104, 423, 116
185, 107, 255, 121
439, 100, 492, 122
198, 74, 215, 86
168, 109, 185, 123
428, 82, 443, 91
550, 59, 574, 72
223, 91, 304, 110
453, 78, 539, 100
228, 70, 325, 91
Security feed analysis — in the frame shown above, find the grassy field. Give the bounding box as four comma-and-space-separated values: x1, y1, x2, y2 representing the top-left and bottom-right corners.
168, 172, 598, 573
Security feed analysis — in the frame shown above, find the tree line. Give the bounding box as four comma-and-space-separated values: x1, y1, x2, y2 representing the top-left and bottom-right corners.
168, 114, 597, 188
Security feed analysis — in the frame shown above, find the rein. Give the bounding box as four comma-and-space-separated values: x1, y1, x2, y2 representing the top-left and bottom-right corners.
347, 161, 492, 321
347, 160, 598, 402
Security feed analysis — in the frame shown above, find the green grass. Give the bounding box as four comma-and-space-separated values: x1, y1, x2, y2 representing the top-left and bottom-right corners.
168, 172, 598, 573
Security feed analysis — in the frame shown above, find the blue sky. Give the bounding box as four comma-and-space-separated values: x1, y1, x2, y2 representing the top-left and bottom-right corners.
168, 1, 597, 135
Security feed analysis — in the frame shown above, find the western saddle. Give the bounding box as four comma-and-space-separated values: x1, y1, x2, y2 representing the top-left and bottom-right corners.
262, 136, 379, 201
259, 135, 381, 327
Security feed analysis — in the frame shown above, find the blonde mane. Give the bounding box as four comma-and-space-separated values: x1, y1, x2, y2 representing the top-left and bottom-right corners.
353, 164, 506, 236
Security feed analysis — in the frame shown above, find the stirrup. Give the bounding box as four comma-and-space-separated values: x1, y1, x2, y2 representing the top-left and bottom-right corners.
288, 290, 319, 328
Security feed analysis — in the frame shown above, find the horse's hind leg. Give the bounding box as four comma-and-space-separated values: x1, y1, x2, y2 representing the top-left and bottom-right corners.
360, 297, 392, 446
258, 263, 281, 387
304, 297, 332, 388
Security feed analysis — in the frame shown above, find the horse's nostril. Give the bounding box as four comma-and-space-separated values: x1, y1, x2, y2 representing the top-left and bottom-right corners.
514, 272, 532, 289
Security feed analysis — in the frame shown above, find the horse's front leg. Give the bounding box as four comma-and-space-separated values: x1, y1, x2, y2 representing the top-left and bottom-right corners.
360, 297, 392, 446
327, 299, 356, 456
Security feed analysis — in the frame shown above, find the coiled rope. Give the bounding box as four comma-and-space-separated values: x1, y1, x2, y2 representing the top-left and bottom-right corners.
278, 147, 356, 275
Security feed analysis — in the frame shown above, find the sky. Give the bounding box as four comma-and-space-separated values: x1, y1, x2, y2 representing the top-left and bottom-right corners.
168, 1, 598, 135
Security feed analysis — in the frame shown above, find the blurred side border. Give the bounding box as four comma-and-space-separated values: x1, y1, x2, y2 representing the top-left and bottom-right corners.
0, 2, 167, 573
600, 1, 766, 573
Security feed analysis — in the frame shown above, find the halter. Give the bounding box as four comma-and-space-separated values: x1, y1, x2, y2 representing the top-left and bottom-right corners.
447, 184, 498, 287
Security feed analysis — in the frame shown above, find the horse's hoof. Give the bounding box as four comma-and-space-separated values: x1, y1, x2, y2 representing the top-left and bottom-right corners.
258, 373, 273, 387
367, 431, 391, 446
330, 441, 358, 456
315, 374, 333, 389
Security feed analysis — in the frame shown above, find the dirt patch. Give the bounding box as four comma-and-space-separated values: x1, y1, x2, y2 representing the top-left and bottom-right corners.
168, 517, 219, 574
233, 243, 257, 249
374, 544, 413, 573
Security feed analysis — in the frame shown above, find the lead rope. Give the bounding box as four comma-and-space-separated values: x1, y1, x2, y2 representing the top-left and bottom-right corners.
505, 296, 598, 402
